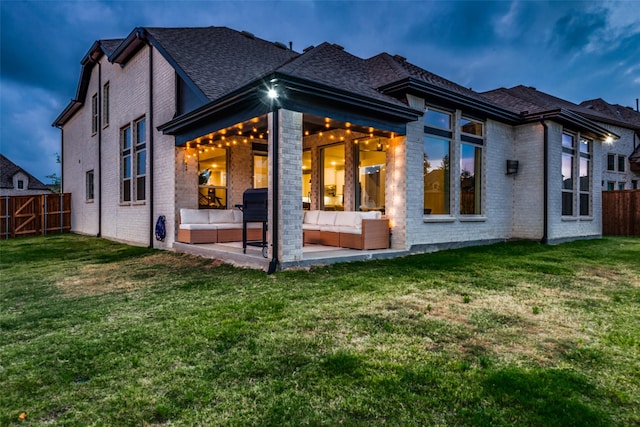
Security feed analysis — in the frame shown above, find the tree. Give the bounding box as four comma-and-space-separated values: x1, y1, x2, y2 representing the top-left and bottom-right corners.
46, 152, 61, 193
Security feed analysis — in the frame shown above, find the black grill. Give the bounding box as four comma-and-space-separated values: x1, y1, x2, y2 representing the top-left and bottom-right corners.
238, 188, 268, 257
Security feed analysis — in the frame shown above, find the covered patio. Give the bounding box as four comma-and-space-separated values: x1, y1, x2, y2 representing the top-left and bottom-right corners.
159, 72, 420, 271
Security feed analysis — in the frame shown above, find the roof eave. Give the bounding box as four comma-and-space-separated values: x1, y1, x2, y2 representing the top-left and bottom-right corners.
379, 77, 522, 124
524, 108, 620, 140
109, 28, 146, 64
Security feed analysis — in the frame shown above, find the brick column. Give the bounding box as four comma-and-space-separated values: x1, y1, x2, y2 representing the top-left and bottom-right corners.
269, 109, 303, 262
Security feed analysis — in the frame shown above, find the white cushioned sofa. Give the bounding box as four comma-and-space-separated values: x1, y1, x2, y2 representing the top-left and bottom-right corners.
303, 210, 389, 250
177, 208, 263, 244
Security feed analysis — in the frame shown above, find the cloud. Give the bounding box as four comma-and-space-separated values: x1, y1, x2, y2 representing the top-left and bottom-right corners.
547, 8, 608, 54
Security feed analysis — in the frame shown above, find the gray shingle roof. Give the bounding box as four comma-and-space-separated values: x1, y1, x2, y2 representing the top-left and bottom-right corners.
482, 86, 632, 128
145, 27, 299, 101
100, 39, 124, 55
275, 43, 407, 107
580, 98, 640, 128
0, 154, 50, 190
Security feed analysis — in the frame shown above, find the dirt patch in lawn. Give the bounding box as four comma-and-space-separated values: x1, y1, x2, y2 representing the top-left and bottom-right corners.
55, 252, 222, 296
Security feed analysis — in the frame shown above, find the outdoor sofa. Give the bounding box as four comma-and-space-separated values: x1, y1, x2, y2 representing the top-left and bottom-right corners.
303, 210, 390, 250
177, 208, 262, 244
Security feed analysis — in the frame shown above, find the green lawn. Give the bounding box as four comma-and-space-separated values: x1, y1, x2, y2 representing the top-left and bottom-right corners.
1, 235, 639, 426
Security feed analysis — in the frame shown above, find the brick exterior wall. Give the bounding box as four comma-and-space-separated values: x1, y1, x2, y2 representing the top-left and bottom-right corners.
512, 122, 544, 239
63, 44, 178, 247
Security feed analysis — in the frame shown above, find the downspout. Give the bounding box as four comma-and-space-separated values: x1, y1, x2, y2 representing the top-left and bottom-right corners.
268, 108, 280, 274
540, 119, 549, 244
97, 60, 102, 238
147, 41, 155, 248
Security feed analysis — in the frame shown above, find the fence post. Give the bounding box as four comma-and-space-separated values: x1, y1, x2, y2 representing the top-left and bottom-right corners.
60, 192, 64, 234
4, 197, 8, 240
43, 194, 47, 236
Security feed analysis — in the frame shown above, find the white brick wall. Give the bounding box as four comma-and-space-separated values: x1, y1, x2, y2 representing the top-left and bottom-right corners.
512, 122, 544, 239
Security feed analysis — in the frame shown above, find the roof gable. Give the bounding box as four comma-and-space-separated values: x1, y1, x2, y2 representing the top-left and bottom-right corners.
0, 154, 50, 190
145, 27, 299, 101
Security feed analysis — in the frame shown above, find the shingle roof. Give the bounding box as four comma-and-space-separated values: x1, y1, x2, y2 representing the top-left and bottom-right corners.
145, 27, 299, 100
275, 43, 408, 107
579, 98, 640, 128
100, 39, 124, 55
482, 86, 632, 128
0, 154, 50, 190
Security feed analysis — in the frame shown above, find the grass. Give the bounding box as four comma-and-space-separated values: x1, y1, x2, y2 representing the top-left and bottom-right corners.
1, 234, 639, 426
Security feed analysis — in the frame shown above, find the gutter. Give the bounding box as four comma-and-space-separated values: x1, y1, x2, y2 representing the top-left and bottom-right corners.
147, 37, 155, 248
267, 108, 280, 274
97, 61, 102, 238
540, 119, 549, 244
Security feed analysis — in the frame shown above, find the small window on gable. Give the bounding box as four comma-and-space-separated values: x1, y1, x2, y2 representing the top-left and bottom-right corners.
17, 180, 24, 190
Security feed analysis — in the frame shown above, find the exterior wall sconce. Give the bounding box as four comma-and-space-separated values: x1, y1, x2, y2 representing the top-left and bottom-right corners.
506, 160, 519, 175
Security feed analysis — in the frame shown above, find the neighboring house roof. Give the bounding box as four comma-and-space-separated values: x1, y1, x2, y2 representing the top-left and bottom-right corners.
0, 154, 50, 190
579, 98, 640, 129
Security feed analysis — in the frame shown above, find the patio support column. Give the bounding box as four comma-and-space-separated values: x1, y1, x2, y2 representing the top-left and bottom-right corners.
391, 94, 425, 250
269, 108, 303, 263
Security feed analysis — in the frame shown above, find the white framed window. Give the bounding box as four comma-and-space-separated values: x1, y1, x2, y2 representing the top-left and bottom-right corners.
86, 170, 94, 201
460, 117, 484, 215
618, 155, 626, 172
120, 117, 147, 203
120, 125, 132, 202
561, 133, 576, 216
423, 107, 453, 215
91, 93, 98, 135
102, 82, 110, 128
579, 138, 591, 216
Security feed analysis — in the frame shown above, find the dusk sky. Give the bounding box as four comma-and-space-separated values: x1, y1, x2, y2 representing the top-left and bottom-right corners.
1, 0, 639, 183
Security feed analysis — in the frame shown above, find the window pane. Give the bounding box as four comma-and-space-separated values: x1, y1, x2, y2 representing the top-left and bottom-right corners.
580, 194, 590, 216
579, 158, 589, 192
460, 143, 481, 215
618, 182, 625, 190
423, 136, 450, 214
136, 118, 146, 145
254, 154, 268, 188
198, 146, 227, 209
562, 133, 574, 149
136, 176, 146, 201
618, 156, 625, 172
607, 182, 615, 191
579, 138, 590, 154
86, 171, 94, 200
358, 141, 386, 211
562, 154, 573, 190
122, 127, 131, 149
321, 144, 345, 210
424, 109, 451, 129
460, 118, 483, 136
607, 154, 615, 171
562, 191, 573, 216
123, 156, 131, 178
123, 179, 131, 202
302, 150, 311, 208
137, 150, 146, 175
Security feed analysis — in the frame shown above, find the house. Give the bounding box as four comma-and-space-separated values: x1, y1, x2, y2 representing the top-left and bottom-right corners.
0, 154, 52, 196
579, 98, 640, 190
481, 86, 640, 191
53, 26, 621, 271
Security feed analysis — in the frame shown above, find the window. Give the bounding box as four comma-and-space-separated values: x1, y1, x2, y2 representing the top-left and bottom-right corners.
618, 182, 625, 190
424, 108, 452, 215
321, 144, 345, 210
561, 133, 575, 216
17, 180, 24, 190
607, 181, 615, 191
618, 155, 626, 172
423, 137, 450, 214
607, 153, 615, 171
86, 170, 94, 201
102, 82, 109, 128
302, 150, 311, 208
198, 147, 227, 209
134, 118, 146, 201
633, 180, 638, 190
253, 153, 268, 188
460, 117, 484, 215
579, 138, 591, 216
120, 125, 132, 202
91, 93, 98, 134
357, 139, 386, 212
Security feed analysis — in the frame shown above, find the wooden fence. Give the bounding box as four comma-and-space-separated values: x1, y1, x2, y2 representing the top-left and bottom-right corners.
0, 194, 71, 239
602, 190, 640, 236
